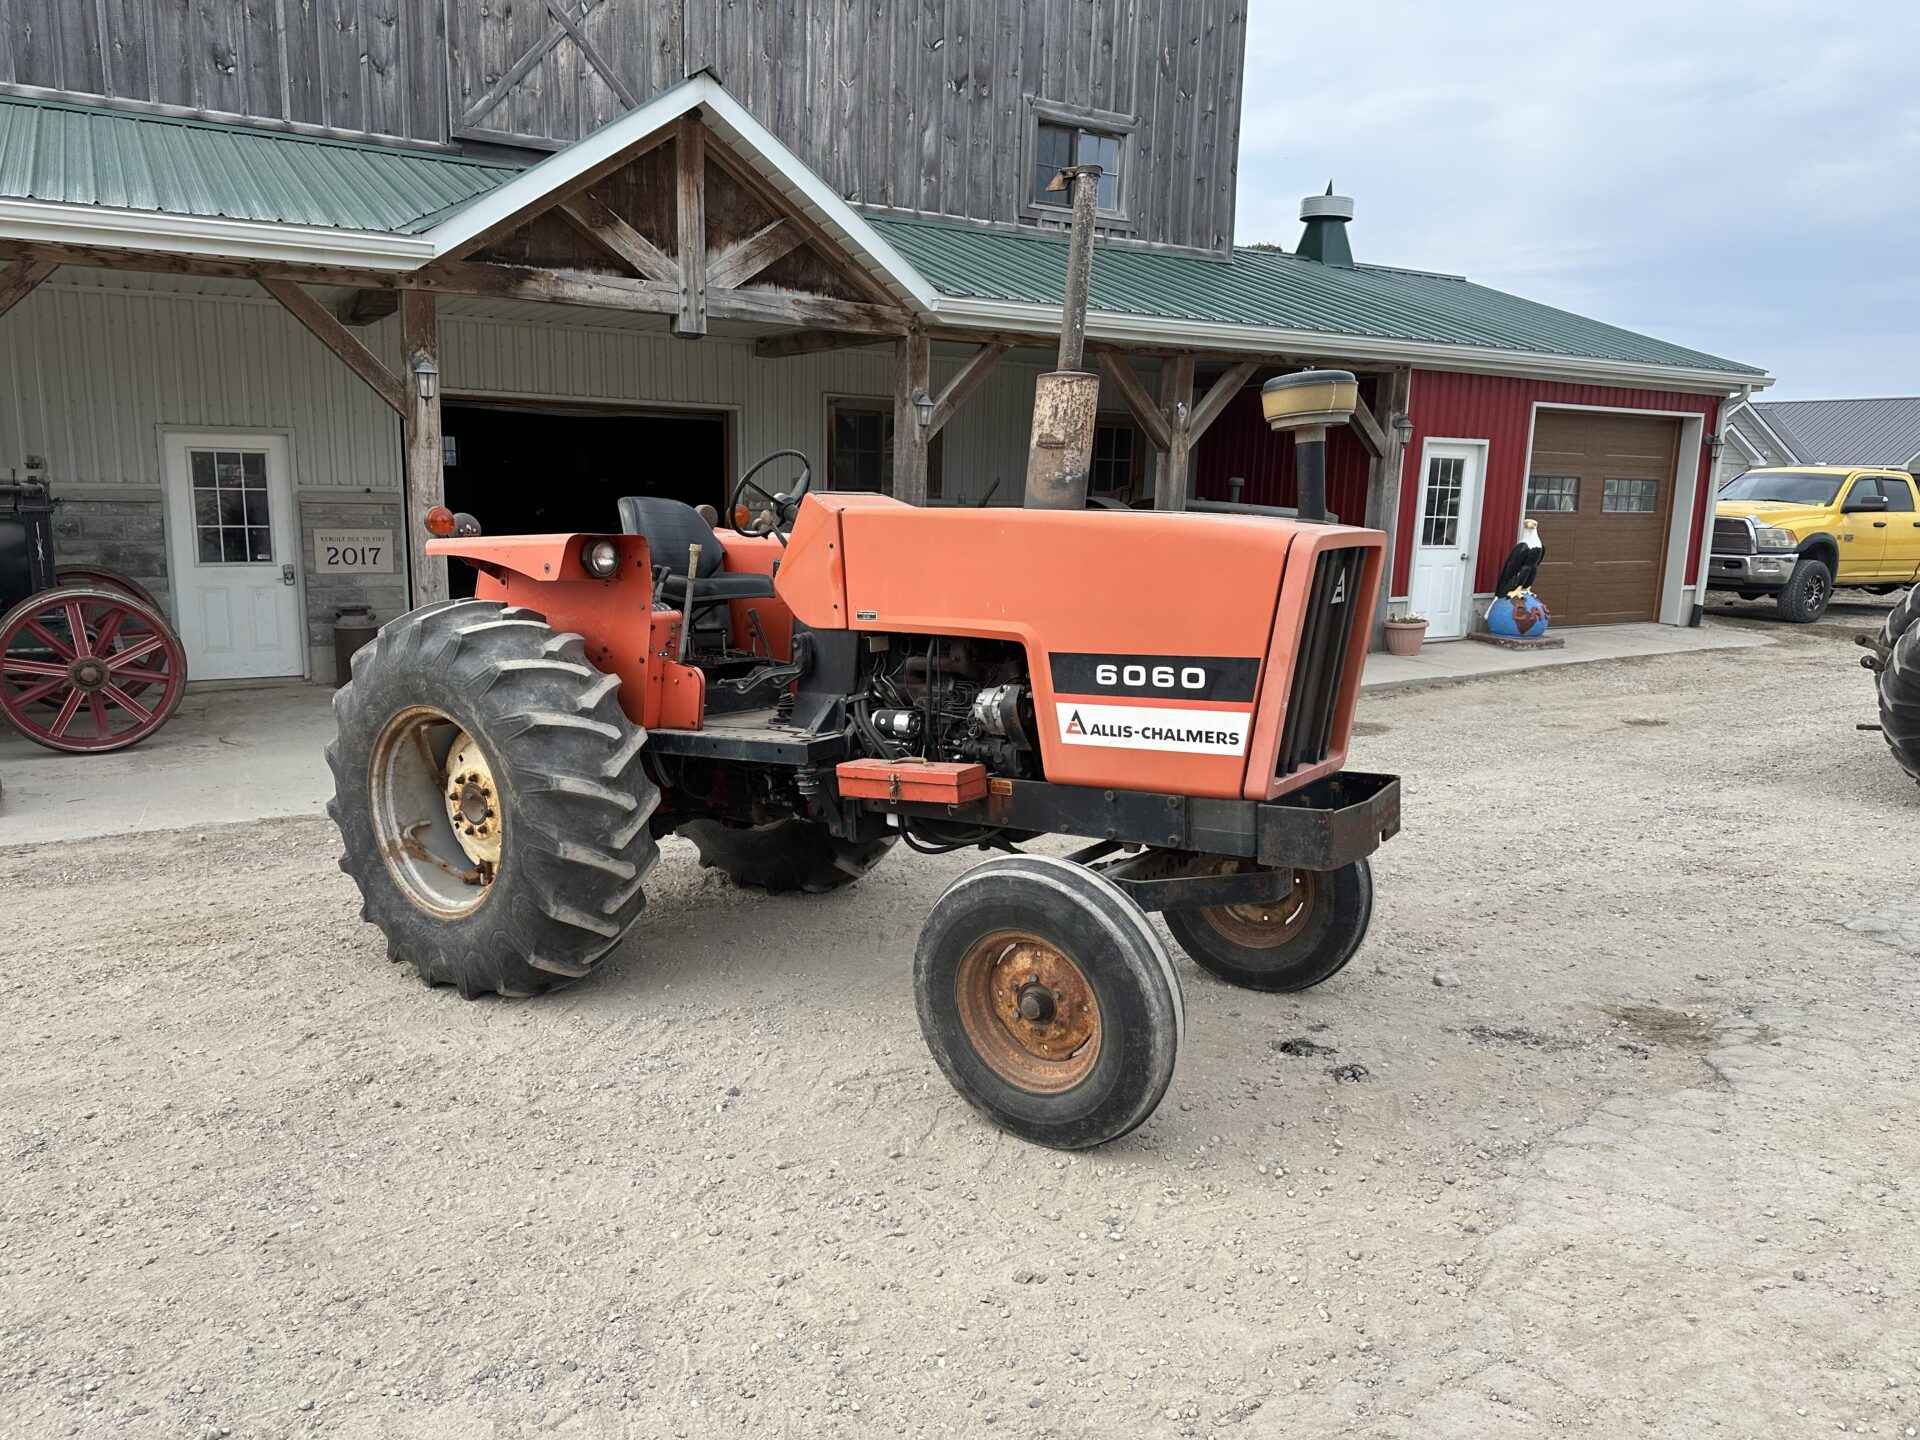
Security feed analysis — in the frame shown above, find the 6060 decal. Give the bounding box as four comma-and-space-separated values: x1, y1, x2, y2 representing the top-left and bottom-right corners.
1050, 651, 1260, 702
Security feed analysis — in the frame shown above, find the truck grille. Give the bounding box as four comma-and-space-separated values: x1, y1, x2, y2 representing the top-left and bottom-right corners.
1276, 546, 1366, 778
1713, 516, 1754, 555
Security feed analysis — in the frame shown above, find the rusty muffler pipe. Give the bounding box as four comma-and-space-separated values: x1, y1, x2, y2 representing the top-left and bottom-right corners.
1025, 165, 1103, 511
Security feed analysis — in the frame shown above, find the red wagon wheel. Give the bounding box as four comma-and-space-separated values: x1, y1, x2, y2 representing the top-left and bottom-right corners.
54, 564, 162, 613
0, 585, 188, 754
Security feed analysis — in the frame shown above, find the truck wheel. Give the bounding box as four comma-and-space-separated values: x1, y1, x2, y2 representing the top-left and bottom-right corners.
327, 600, 660, 998
1164, 859, 1373, 992
1879, 622, 1920, 783
1775, 558, 1833, 623
678, 817, 895, 894
914, 855, 1182, 1150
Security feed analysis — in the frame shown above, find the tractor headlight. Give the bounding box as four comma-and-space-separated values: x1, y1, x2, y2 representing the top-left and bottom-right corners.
583, 538, 621, 578
1753, 525, 1797, 552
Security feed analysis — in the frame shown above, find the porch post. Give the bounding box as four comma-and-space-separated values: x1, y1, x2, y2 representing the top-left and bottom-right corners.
401, 289, 448, 607
1370, 366, 1413, 644
893, 327, 931, 504
1153, 353, 1197, 509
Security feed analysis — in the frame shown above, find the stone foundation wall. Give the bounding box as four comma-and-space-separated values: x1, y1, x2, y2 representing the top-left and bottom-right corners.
48, 496, 172, 614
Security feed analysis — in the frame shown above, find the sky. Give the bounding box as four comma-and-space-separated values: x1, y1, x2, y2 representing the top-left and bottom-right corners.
1234, 1, 1920, 400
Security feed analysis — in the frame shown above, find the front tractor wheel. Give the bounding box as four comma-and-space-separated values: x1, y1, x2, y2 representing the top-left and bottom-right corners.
327, 600, 660, 998
1164, 858, 1373, 993
915, 855, 1183, 1150
678, 817, 896, 894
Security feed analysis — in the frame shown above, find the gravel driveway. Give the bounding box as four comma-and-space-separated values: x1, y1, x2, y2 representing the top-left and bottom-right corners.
3, 614, 1915, 1439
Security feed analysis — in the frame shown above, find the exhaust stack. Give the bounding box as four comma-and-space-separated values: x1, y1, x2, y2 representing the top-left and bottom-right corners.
1024, 165, 1103, 510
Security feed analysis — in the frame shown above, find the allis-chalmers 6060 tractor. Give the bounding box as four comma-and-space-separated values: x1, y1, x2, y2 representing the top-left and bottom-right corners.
328, 446, 1400, 1149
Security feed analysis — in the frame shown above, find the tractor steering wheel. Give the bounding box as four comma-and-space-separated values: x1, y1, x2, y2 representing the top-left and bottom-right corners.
729, 450, 813, 544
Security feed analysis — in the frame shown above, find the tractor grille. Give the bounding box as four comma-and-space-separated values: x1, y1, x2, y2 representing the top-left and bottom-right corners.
1713, 516, 1754, 555
1275, 546, 1366, 778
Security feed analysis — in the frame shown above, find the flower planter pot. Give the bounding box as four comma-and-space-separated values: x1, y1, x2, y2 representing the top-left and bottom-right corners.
1383, 619, 1428, 657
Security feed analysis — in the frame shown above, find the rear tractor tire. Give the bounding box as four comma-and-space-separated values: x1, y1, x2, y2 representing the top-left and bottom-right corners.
1877, 617, 1920, 784
914, 855, 1182, 1150
1163, 857, 1373, 993
327, 600, 660, 998
679, 816, 895, 895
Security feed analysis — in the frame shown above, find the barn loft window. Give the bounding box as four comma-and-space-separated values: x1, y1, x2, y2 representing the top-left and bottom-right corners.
1526, 475, 1580, 512
1025, 99, 1134, 222
1602, 478, 1659, 513
826, 400, 945, 501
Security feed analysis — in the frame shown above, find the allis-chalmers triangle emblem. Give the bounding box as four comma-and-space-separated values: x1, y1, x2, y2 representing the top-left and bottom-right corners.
1330, 573, 1347, 605
1065, 710, 1087, 735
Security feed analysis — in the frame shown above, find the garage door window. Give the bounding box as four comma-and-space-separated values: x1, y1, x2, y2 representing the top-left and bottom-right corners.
1526, 475, 1579, 512
1602, 478, 1660, 513
1420, 455, 1466, 545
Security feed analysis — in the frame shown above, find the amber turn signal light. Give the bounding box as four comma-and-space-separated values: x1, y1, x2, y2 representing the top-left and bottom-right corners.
424, 505, 457, 537
733, 503, 752, 531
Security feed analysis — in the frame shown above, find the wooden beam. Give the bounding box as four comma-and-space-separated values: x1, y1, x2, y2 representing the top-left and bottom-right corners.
1370, 366, 1414, 647
557, 194, 678, 284
893, 329, 932, 505
707, 218, 803, 290
436, 126, 676, 265
753, 329, 894, 360
674, 116, 707, 338
1092, 349, 1172, 452
1187, 361, 1259, 443
0, 259, 56, 320
2, 240, 399, 289
258, 276, 409, 417
1153, 353, 1197, 510
927, 341, 1010, 437
1349, 392, 1388, 460
401, 289, 447, 607
408, 260, 910, 335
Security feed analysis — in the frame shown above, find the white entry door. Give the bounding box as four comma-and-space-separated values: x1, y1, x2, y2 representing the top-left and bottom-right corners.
1408, 442, 1483, 640
163, 432, 305, 680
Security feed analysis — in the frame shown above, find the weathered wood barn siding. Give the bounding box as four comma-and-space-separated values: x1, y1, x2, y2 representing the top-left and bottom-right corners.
0, 0, 1246, 253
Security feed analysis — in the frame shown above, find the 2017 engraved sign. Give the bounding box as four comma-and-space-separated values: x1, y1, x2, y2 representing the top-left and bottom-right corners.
313, 529, 395, 575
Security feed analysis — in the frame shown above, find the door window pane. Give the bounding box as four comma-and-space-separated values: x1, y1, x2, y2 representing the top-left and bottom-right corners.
1601, 478, 1659, 513
1882, 479, 1916, 512
1526, 474, 1579, 512
1421, 455, 1465, 546
1846, 477, 1884, 509
189, 446, 274, 564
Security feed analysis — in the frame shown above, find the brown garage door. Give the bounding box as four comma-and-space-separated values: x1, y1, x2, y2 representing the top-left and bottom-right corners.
1525, 410, 1679, 625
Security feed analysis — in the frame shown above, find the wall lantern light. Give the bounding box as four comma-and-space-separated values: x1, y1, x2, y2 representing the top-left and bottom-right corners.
911, 388, 935, 428
412, 353, 440, 402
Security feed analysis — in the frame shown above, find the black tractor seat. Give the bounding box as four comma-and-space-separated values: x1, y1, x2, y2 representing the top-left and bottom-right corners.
617, 495, 775, 603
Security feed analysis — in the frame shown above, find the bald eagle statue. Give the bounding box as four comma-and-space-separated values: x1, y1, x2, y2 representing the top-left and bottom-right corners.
1494, 519, 1545, 598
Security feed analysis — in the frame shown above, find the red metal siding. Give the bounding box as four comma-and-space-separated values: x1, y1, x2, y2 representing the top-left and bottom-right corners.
1193, 382, 1374, 522
1391, 372, 1721, 598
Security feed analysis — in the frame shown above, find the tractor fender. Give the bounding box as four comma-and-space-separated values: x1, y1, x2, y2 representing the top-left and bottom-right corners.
425, 532, 632, 584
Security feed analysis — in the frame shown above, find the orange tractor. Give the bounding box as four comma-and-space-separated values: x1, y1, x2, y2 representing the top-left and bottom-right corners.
327, 454, 1397, 1148
328, 178, 1397, 1149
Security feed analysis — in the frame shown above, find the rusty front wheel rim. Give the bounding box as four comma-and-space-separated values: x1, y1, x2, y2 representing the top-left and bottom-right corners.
954, 931, 1101, 1094
1202, 866, 1316, 950
370, 706, 501, 919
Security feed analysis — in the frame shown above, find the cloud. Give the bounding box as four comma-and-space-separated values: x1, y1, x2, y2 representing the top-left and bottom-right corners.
1234, 1, 1920, 397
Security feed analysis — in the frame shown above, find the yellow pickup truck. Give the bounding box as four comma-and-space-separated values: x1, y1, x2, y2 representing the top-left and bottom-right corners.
1710, 467, 1920, 622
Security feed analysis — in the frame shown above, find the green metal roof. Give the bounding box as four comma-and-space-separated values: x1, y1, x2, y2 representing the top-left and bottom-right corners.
870, 216, 1766, 379
0, 96, 516, 234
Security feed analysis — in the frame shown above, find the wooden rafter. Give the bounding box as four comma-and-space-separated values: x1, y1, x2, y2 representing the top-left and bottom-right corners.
258, 276, 409, 417
1349, 392, 1388, 460
0, 258, 56, 320
1093, 349, 1172, 452
1188, 361, 1259, 442
707, 219, 803, 291
701, 142, 902, 311
433, 126, 676, 265
674, 116, 707, 338
753, 330, 893, 360
557, 194, 677, 283
927, 341, 1011, 437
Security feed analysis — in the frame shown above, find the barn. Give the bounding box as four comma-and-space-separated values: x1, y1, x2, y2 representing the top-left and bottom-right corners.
0, 49, 1769, 684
